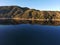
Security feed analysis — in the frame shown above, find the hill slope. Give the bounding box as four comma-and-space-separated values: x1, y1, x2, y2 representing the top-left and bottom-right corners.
0, 6, 60, 20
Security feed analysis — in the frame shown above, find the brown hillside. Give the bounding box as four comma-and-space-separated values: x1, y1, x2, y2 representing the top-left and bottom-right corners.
0, 6, 60, 20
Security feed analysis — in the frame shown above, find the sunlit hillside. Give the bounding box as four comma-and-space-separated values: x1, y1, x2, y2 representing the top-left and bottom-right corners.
0, 6, 60, 21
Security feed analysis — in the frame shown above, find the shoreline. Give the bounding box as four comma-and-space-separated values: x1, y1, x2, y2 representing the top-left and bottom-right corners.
0, 18, 60, 21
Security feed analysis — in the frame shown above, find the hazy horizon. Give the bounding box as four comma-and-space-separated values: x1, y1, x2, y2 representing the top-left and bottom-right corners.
0, 0, 60, 11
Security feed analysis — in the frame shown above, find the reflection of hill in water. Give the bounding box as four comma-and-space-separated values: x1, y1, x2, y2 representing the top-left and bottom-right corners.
0, 19, 60, 26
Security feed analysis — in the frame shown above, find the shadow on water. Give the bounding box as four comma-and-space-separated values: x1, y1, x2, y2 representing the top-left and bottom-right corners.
0, 19, 60, 45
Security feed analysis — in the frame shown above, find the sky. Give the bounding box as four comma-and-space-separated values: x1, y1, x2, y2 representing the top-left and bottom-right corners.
0, 0, 60, 11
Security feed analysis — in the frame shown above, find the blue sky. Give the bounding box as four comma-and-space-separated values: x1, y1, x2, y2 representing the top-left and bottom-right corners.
0, 0, 60, 11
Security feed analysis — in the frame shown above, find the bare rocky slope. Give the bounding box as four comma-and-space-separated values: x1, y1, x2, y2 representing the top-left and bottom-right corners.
0, 6, 60, 20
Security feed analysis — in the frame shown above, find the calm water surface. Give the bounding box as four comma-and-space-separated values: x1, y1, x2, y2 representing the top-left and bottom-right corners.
0, 20, 60, 45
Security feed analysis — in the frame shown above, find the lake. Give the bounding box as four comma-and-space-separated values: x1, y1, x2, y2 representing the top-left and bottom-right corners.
0, 20, 60, 45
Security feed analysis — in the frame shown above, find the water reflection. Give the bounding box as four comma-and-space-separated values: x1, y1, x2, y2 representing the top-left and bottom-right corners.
0, 19, 60, 25
0, 19, 60, 45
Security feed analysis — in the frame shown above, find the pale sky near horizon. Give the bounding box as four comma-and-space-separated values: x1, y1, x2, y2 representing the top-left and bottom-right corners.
0, 0, 60, 11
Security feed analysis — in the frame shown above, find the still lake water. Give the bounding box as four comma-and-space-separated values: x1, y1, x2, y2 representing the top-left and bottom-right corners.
0, 20, 60, 45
